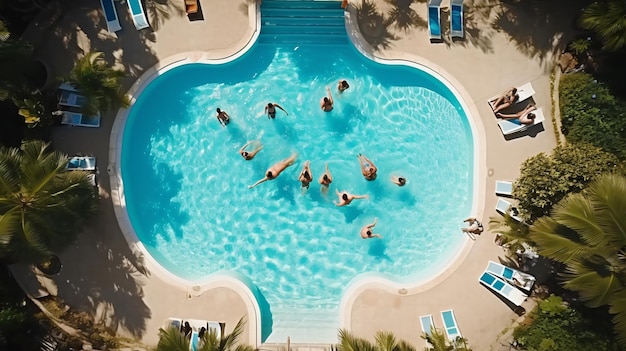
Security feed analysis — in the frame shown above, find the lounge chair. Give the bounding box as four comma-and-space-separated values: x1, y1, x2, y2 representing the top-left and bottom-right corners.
185, 0, 199, 14
99, 0, 122, 33
165, 317, 183, 331
58, 82, 78, 92
479, 271, 528, 306
66, 156, 97, 171
486, 260, 536, 292
59, 91, 87, 108
495, 180, 513, 196
495, 198, 522, 222
427, 0, 442, 41
61, 111, 101, 128
488, 82, 535, 111
498, 107, 545, 135
420, 314, 435, 346
440, 310, 461, 343
450, 0, 464, 39
127, 0, 150, 30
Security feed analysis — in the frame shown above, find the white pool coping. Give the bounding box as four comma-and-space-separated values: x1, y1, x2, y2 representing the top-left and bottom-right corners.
108, 1, 486, 345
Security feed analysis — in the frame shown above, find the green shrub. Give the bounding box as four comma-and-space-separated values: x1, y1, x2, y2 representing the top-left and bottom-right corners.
514, 296, 620, 351
514, 143, 620, 220
560, 73, 626, 159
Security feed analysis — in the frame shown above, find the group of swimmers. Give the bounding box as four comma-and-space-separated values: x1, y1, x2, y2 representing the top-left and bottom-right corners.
489, 87, 538, 125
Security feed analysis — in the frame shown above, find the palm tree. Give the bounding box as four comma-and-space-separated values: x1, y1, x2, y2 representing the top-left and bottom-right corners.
0, 140, 98, 262
421, 328, 452, 351
529, 174, 626, 346
579, 0, 626, 52
488, 214, 532, 257
339, 329, 416, 351
198, 317, 254, 351
156, 326, 190, 351
67, 51, 129, 116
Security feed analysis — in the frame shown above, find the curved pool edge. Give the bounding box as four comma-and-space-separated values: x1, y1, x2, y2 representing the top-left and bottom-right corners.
108, 1, 487, 345
107, 1, 263, 347
338, 2, 487, 331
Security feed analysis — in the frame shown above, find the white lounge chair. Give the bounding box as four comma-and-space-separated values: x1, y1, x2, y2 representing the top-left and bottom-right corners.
440, 310, 461, 343
450, 0, 464, 39
496, 198, 522, 222
99, 0, 122, 33
488, 82, 535, 111
486, 260, 536, 292
59, 91, 87, 108
479, 271, 528, 306
66, 156, 97, 171
165, 317, 182, 331
495, 180, 513, 196
498, 107, 545, 135
420, 314, 434, 336
427, 0, 442, 41
127, 0, 150, 30
61, 111, 101, 128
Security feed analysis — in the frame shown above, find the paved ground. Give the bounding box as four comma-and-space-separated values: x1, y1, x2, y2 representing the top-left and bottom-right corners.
11, 0, 584, 349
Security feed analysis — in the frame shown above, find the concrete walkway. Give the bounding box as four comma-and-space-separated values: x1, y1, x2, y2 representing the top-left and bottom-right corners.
12, 0, 581, 349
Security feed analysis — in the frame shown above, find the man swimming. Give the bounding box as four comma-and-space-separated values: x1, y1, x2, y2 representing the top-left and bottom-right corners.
248, 153, 298, 188
334, 189, 368, 207
338, 80, 350, 93
215, 108, 230, 126
239, 140, 264, 160
298, 160, 313, 189
360, 218, 382, 239
357, 154, 377, 180
265, 102, 288, 119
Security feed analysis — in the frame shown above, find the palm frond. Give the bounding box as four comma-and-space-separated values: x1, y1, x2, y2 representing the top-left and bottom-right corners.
608, 289, 626, 346
530, 217, 592, 262
156, 326, 190, 351
374, 331, 397, 351
563, 259, 622, 307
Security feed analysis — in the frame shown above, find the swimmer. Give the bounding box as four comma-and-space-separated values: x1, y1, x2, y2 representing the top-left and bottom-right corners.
298, 160, 313, 189
319, 163, 333, 187
248, 153, 298, 188
265, 102, 288, 119
239, 140, 264, 160
461, 217, 484, 235
334, 189, 368, 207
360, 218, 382, 239
391, 175, 406, 186
215, 108, 230, 126
337, 79, 350, 93
357, 154, 377, 180
320, 87, 334, 112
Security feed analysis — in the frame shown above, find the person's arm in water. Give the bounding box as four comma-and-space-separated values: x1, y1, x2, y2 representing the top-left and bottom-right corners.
275, 103, 288, 115
352, 194, 369, 200
326, 87, 333, 105
367, 218, 378, 229
239, 141, 253, 154
217, 114, 225, 126
248, 176, 269, 189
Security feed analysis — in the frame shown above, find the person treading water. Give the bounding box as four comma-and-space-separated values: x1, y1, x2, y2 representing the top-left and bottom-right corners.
265, 102, 288, 119
298, 160, 313, 189
248, 153, 298, 189
360, 218, 382, 239
318, 163, 333, 192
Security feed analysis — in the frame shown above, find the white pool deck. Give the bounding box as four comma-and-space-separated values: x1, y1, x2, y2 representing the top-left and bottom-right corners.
12, 0, 567, 349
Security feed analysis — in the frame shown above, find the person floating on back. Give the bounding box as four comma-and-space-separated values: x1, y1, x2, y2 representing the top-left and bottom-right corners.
360, 218, 382, 239
248, 153, 298, 188
265, 102, 288, 119
338, 79, 350, 93
215, 108, 230, 126
320, 87, 334, 112
357, 153, 377, 181
335, 189, 368, 206
239, 140, 264, 160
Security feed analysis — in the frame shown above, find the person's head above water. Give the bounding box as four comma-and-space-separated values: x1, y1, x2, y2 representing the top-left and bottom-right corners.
216, 108, 221, 113
266, 171, 274, 178
324, 97, 329, 103
323, 174, 329, 181
398, 177, 406, 185
267, 102, 273, 108
342, 193, 348, 201
341, 80, 349, 89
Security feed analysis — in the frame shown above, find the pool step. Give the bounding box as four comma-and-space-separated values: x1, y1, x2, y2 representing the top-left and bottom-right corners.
260, 0, 347, 45
264, 306, 339, 344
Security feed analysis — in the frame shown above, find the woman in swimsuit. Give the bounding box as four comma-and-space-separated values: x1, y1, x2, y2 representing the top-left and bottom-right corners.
320, 87, 334, 112
462, 217, 484, 235
337, 80, 350, 93
497, 104, 537, 125
391, 175, 406, 186
490, 87, 519, 113
239, 140, 264, 160
357, 154, 377, 180
248, 153, 298, 188
360, 218, 382, 239
265, 102, 288, 119
298, 160, 313, 189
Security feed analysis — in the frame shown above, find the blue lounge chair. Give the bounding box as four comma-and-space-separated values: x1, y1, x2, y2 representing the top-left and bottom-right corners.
496, 198, 522, 222
495, 180, 513, 196
99, 0, 122, 33
61, 112, 101, 128
420, 314, 435, 346
450, 0, 464, 39
66, 156, 97, 171
486, 260, 536, 292
127, 0, 150, 30
479, 271, 528, 306
427, 0, 442, 41
190, 331, 200, 351
440, 310, 461, 343
58, 91, 87, 108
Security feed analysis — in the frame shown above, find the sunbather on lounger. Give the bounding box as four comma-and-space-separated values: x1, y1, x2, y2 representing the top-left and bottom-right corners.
462, 217, 484, 235
497, 104, 537, 125
335, 189, 368, 206
490, 87, 519, 113
360, 218, 382, 239
240, 140, 263, 160
248, 153, 298, 188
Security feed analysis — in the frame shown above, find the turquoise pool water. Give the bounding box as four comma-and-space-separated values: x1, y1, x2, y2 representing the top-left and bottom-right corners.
121, 44, 473, 341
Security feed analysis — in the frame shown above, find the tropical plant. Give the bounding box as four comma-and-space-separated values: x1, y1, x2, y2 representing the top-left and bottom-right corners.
514, 143, 620, 221
580, 0, 626, 52
156, 326, 190, 351
198, 317, 254, 351
559, 73, 626, 159
568, 38, 591, 56
529, 174, 626, 346
67, 51, 129, 116
421, 327, 451, 351
339, 329, 416, 351
0, 140, 98, 262
488, 214, 531, 256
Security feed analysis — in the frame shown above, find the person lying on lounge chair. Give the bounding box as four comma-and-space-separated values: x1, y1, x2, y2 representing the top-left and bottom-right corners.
239, 140, 264, 160
360, 218, 382, 239
335, 189, 368, 206
496, 104, 537, 125
248, 153, 298, 188
462, 217, 484, 235
490, 87, 519, 113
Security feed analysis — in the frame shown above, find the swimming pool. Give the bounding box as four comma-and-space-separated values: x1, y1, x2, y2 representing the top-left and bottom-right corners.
120, 44, 474, 343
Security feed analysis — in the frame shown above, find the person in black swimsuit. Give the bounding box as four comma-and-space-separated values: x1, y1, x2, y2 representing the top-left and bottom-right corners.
265, 102, 288, 119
